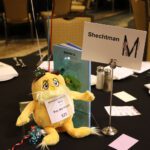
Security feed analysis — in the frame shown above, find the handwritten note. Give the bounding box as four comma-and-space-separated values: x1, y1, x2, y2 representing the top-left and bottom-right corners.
44, 94, 74, 124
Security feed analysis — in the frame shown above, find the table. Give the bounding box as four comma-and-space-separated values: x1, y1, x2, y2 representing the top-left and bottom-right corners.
0, 52, 150, 150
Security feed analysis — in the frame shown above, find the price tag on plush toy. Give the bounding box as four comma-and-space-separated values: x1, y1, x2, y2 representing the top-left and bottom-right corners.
44, 94, 74, 124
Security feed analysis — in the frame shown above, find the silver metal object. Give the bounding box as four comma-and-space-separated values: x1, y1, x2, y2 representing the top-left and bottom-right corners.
96, 66, 104, 90
102, 59, 118, 136
101, 126, 117, 136
13, 57, 21, 66
19, 59, 27, 67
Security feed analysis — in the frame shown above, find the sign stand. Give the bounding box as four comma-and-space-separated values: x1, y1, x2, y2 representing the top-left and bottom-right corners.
82, 22, 147, 136
102, 59, 118, 136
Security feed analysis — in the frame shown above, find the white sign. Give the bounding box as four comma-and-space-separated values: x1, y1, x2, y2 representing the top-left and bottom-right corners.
82, 22, 147, 70
44, 94, 74, 124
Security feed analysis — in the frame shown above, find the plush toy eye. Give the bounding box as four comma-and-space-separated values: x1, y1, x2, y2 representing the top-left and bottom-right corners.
43, 80, 49, 90
53, 78, 59, 87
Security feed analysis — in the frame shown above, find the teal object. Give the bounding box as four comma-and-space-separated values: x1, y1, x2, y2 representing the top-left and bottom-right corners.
28, 126, 43, 145
53, 43, 91, 127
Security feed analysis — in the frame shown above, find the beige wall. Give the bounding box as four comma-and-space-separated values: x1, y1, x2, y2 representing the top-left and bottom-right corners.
131, 0, 147, 30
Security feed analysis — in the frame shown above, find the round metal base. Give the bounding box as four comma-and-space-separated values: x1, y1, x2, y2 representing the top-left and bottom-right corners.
102, 126, 118, 136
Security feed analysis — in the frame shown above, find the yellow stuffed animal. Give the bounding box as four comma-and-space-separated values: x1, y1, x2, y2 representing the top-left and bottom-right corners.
16, 71, 99, 148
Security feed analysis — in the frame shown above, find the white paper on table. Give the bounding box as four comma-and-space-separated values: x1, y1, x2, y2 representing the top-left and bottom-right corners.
104, 106, 141, 116
109, 134, 139, 150
105, 66, 134, 80
144, 83, 150, 95
0, 62, 18, 81
144, 83, 150, 89
132, 61, 150, 73
113, 91, 137, 102
91, 74, 97, 86
38, 61, 54, 71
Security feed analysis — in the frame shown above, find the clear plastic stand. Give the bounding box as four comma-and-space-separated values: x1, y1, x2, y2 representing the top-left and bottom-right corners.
19, 101, 34, 137
102, 59, 118, 136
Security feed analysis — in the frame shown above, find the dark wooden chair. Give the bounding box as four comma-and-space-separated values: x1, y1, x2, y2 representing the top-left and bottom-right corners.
3, 0, 34, 42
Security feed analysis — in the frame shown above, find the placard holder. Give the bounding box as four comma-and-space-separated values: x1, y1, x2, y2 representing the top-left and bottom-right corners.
102, 59, 118, 136
19, 101, 34, 137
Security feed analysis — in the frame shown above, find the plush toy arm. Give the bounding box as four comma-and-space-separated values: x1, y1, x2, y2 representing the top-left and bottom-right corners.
70, 90, 95, 102
16, 101, 35, 126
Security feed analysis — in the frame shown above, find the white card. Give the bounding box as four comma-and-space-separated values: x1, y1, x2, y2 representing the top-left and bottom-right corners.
44, 94, 74, 124
82, 22, 147, 70
113, 91, 137, 102
104, 106, 141, 116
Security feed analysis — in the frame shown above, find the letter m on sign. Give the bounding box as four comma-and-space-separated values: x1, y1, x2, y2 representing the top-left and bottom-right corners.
122, 35, 139, 58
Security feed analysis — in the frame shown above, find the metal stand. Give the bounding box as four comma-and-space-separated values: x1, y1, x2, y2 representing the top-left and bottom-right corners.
102, 59, 118, 136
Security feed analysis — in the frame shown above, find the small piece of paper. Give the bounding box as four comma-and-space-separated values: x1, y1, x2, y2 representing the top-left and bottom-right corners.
104, 106, 141, 116
109, 134, 139, 150
113, 91, 137, 102
44, 94, 74, 124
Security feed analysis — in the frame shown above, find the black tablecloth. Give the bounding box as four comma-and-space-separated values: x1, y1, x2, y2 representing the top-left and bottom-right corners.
0, 52, 150, 150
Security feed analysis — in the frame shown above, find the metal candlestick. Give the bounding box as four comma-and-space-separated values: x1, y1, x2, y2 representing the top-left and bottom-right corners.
102, 59, 118, 136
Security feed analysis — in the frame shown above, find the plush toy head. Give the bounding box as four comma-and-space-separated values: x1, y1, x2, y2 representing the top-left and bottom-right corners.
32, 71, 70, 104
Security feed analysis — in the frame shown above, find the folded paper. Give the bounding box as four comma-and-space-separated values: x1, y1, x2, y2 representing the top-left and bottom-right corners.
0, 62, 18, 81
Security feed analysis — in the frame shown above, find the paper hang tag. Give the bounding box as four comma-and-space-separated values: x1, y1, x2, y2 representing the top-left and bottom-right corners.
44, 94, 74, 124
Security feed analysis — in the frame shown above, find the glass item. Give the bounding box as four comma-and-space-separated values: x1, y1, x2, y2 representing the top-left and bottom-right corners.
96, 66, 104, 90
53, 43, 91, 127
103, 68, 112, 92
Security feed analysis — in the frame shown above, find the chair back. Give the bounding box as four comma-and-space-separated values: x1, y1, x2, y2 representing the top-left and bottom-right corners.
131, 0, 147, 30
3, 0, 29, 23
46, 17, 91, 47
54, 0, 72, 16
